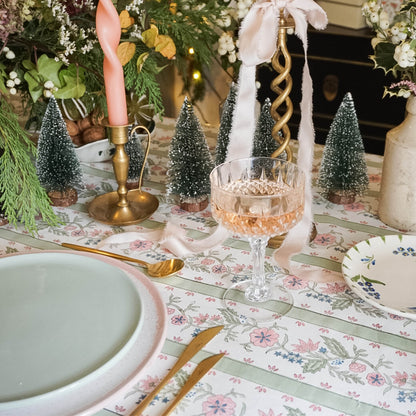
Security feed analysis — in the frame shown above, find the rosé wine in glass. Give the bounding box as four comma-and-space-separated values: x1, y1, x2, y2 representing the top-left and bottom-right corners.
210, 157, 305, 322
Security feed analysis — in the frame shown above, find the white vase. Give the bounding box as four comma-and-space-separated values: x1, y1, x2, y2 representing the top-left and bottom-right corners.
379, 95, 416, 231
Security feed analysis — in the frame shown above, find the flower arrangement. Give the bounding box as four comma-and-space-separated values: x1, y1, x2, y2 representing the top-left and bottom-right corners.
0, 0, 251, 127
362, 0, 416, 98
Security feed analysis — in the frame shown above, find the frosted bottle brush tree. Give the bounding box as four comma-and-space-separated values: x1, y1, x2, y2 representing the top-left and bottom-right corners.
215, 83, 237, 166
318, 93, 369, 204
36, 96, 84, 207
252, 98, 282, 158
167, 97, 214, 212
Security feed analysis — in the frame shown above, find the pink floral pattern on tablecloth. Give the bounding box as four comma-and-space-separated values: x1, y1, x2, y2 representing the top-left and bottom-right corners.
1, 119, 415, 416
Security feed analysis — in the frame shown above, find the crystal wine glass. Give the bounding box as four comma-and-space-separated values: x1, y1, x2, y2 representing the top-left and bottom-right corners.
210, 157, 305, 323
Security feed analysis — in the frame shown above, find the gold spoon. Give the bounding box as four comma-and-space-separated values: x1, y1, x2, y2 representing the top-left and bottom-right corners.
61, 242, 184, 278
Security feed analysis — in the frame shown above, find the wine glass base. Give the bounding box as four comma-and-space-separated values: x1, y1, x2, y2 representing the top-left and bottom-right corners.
222, 280, 294, 325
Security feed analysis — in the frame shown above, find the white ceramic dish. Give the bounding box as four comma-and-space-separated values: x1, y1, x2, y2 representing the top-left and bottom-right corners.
0, 251, 167, 416
75, 120, 156, 163
342, 235, 416, 320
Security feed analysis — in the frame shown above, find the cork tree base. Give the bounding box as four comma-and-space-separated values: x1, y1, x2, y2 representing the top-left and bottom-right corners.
48, 188, 78, 207
180, 198, 209, 212
327, 190, 356, 205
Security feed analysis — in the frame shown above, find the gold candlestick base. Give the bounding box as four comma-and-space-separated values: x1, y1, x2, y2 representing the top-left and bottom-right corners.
88, 123, 158, 225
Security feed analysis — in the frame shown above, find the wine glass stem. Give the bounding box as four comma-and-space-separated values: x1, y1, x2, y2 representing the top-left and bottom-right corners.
246, 237, 270, 302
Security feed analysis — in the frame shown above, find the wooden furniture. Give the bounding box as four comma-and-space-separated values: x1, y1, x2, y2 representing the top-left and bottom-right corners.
257, 24, 406, 155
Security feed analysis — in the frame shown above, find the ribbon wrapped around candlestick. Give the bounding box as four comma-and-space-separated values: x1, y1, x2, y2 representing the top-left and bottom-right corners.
96, 0, 128, 126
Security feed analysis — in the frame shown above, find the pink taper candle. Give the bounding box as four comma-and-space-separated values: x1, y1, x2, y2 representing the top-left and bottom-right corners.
96, 0, 129, 126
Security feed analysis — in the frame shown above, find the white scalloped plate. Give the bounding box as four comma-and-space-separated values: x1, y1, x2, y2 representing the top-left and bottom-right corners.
342, 235, 416, 320
0, 251, 167, 416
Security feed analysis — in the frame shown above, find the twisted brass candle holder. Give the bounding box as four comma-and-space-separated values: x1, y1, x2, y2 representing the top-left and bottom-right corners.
88, 123, 159, 225
270, 9, 294, 162
268, 11, 295, 248
268, 11, 317, 248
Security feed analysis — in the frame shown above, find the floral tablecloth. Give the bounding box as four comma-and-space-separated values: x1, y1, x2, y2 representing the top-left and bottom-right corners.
1, 118, 415, 416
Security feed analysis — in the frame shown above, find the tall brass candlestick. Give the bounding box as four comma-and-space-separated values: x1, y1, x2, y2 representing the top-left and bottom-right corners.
270, 9, 295, 162
268, 11, 295, 249
88, 123, 159, 225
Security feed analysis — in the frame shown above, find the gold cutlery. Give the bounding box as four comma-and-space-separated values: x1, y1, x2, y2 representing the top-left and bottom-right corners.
160, 353, 225, 416
61, 242, 184, 277
130, 325, 224, 416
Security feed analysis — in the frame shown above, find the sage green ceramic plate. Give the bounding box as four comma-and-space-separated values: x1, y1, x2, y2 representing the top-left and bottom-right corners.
0, 251, 161, 415
342, 235, 416, 320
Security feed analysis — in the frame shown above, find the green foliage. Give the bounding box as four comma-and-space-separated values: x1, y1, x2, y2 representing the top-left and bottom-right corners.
318, 93, 369, 198
215, 83, 237, 166
124, 51, 164, 116
36, 97, 84, 193
167, 97, 214, 200
0, 100, 59, 234
252, 98, 280, 158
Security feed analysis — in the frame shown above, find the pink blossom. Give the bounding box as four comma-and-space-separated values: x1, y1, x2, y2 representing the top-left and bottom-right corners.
139, 375, 161, 393
258, 409, 276, 416
292, 338, 320, 353
250, 328, 279, 348
392, 371, 408, 386
212, 264, 227, 274
171, 315, 187, 325
201, 258, 215, 265
349, 362, 366, 373
194, 313, 210, 325
321, 282, 346, 294
366, 372, 386, 386
314, 233, 336, 245
202, 395, 236, 416
343, 203, 365, 212
283, 275, 308, 290
129, 240, 153, 251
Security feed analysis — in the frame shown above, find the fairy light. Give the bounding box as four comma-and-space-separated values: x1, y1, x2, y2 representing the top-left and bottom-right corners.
192, 70, 201, 80
188, 47, 195, 55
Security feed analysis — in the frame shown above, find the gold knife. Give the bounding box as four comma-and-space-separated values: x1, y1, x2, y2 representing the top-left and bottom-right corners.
130, 325, 224, 416
161, 353, 225, 416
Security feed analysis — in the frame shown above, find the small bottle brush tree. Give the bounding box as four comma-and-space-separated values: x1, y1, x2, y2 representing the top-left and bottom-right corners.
125, 126, 149, 190
252, 98, 281, 158
36, 96, 84, 206
167, 97, 214, 212
215, 83, 237, 166
318, 92, 369, 204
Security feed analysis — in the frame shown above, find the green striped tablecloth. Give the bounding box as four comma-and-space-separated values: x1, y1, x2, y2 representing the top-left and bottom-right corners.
1, 118, 414, 416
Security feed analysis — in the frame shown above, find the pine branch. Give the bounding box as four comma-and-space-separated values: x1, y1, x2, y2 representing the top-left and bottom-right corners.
0, 99, 59, 234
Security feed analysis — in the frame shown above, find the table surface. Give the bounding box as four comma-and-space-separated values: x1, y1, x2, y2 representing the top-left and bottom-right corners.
1, 118, 415, 416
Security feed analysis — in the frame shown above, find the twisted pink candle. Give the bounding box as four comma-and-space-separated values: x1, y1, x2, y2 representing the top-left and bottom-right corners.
96, 0, 128, 126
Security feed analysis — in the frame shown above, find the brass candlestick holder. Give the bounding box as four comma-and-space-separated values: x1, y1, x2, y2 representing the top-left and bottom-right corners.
268, 11, 317, 248
268, 11, 295, 249
270, 9, 294, 162
88, 123, 159, 225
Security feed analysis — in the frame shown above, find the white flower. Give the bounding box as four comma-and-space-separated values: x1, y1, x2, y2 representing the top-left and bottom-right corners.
2, 46, 9, 52
44, 80, 55, 89
228, 53, 236, 63
43, 89, 53, 98
9, 88, 17, 95
370, 12, 379, 24
6, 80, 15, 88
394, 43, 416, 68
9, 71, 17, 80
5, 50, 15, 59
14, 78, 21, 85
